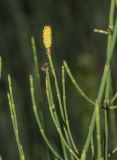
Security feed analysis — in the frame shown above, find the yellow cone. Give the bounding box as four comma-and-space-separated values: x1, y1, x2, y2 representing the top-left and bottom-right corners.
43, 25, 52, 49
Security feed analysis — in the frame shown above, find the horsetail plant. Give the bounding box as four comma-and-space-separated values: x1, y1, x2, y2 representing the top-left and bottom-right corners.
41, 4, 117, 158
7, 75, 25, 160
43, 26, 66, 123
43, 26, 79, 159
30, 3, 117, 158
80, 0, 117, 159
30, 36, 64, 160
4, 0, 117, 159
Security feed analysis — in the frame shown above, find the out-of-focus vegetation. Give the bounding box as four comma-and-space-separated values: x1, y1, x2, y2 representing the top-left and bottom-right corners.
0, 0, 117, 159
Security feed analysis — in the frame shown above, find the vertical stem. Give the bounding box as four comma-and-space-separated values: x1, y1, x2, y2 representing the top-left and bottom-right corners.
47, 51, 65, 122
91, 137, 95, 159
7, 75, 25, 160
31, 36, 46, 129
62, 66, 74, 160
31, 36, 44, 107
81, 0, 116, 159
46, 69, 79, 160
104, 109, 108, 160
29, 75, 63, 160
64, 128, 75, 160
104, 71, 110, 160
95, 101, 102, 159
103, 0, 115, 158
31, 37, 40, 80
104, 57, 111, 160
45, 70, 68, 160
81, 110, 96, 160
62, 65, 79, 156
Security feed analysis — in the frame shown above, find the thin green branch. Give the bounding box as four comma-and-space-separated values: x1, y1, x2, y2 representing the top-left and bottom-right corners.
106, 18, 117, 64
104, 108, 108, 160
29, 75, 63, 160
91, 137, 95, 159
31, 37, 39, 79
31, 36, 44, 106
104, 71, 111, 160
47, 51, 65, 122
63, 61, 95, 105
64, 128, 75, 160
45, 73, 68, 160
103, 1, 116, 157
81, 0, 116, 159
81, 109, 96, 160
62, 65, 79, 156
111, 92, 117, 104
95, 101, 102, 160
31, 36, 47, 131
7, 75, 25, 160
109, 105, 117, 109
108, 145, 117, 158
62, 66, 75, 160
46, 69, 79, 160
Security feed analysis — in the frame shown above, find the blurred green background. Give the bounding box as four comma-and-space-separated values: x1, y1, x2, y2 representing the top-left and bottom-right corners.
0, 0, 117, 159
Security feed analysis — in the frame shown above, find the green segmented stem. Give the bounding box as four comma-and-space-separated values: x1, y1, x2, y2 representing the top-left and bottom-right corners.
103, 1, 115, 158
80, 109, 96, 160
96, 0, 115, 102
31, 36, 46, 129
31, 36, 44, 110
7, 75, 25, 160
63, 61, 95, 105
46, 69, 79, 160
46, 50, 71, 159
81, 0, 116, 159
95, 101, 102, 160
62, 65, 76, 160
62, 66, 74, 160
47, 50, 65, 122
104, 108, 108, 160
106, 0, 116, 63
45, 75, 68, 160
109, 105, 117, 109
106, 17, 117, 61
62, 65, 79, 156
111, 92, 117, 104
29, 75, 63, 160
108, 145, 117, 158
64, 128, 74, 160
31, 37, 42, 90
91, 137, 94, 159
104, 71, 111, 160
46, 69, 79, 159
31, 37, 40, 80
0, 56, 2, 78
